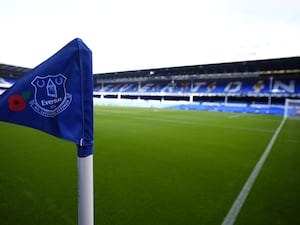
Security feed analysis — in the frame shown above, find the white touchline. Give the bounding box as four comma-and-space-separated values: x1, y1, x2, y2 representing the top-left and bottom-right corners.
221, 118, 286, 225
134, 116, 274, 134
227, 114, 243, 119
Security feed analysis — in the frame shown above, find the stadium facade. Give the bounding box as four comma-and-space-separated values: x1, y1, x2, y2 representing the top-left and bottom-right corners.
1, 56, 300, 114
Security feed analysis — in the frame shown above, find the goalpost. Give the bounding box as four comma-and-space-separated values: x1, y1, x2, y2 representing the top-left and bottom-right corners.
284, 98, 300, 120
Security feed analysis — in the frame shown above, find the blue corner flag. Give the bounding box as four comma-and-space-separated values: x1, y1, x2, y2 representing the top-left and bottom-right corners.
0, 38, 93, 157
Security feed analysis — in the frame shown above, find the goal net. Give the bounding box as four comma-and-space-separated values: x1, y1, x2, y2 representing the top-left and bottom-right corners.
284, 98, 300, 120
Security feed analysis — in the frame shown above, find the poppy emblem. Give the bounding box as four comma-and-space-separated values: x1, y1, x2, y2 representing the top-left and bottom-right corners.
8, 94, 27, 112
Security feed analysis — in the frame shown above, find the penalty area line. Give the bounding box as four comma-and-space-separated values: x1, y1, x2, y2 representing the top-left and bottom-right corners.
221, 118, 286, 225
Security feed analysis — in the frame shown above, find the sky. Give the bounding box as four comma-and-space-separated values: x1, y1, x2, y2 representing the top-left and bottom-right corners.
0, 0, 299, 74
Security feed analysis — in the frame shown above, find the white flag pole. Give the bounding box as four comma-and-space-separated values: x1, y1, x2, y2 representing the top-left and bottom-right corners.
78, 154, 94, 225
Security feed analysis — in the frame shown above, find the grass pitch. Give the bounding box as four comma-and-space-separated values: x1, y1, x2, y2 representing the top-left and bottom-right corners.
0, 106, 299, 225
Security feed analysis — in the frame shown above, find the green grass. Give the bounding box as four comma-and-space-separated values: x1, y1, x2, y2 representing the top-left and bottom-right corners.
0, 106, 299, 225
235, 119, 300, 225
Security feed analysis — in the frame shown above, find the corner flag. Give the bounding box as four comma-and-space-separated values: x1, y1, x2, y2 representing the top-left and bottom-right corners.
0, 38, 94, 225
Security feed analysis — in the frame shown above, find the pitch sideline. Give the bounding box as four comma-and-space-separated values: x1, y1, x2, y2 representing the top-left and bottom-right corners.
221, 118, 286, 225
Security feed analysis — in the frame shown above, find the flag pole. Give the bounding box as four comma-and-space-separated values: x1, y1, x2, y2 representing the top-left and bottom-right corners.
78, 153, 94, 225
0, 38, 94, 225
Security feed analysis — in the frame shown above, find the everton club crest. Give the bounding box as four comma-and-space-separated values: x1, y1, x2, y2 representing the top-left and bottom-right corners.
30, 74, 72, 117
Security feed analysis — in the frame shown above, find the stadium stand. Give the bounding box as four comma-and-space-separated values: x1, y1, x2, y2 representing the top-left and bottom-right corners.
93, 57, 300, 114
94, 78, 299, 96
1, 57, 300, 115
0, 64, 30, 94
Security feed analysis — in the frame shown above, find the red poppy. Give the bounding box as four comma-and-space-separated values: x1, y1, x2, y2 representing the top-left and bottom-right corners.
8, 94, 27, 112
